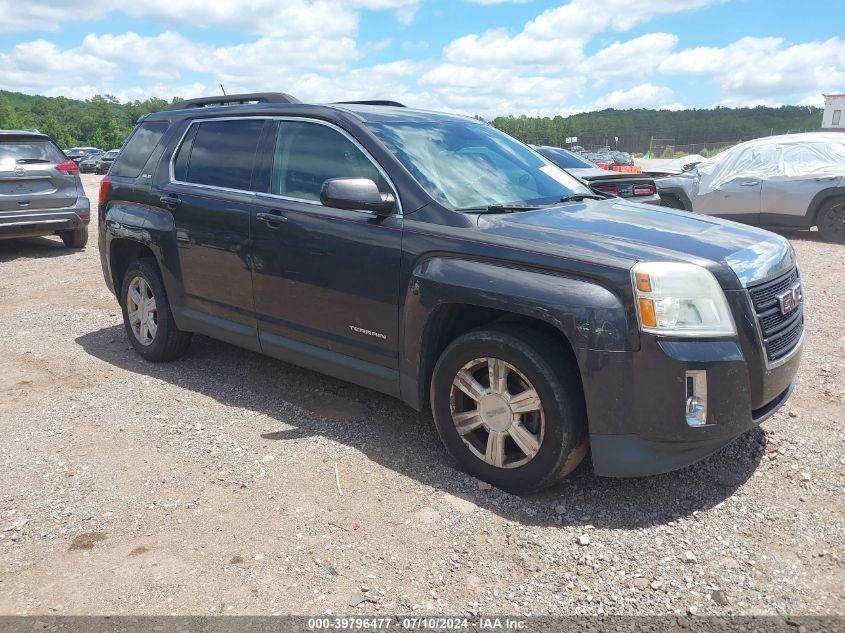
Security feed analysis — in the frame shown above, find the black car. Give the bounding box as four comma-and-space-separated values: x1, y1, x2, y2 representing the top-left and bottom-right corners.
65, 147, 102, 164
79, 151, 105, 173
95, 149, 120, 174
98, 93, 803, 493
533, 145, 661, 205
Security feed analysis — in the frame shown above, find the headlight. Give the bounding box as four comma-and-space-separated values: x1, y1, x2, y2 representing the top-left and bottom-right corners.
632, 262, 736, 337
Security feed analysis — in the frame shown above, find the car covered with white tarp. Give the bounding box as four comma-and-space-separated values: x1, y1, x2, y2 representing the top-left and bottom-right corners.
656, 133, 845, 242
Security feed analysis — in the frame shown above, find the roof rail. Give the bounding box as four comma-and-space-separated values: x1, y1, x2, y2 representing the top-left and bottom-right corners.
333, 100, 406, 108
164, 92, 300, 111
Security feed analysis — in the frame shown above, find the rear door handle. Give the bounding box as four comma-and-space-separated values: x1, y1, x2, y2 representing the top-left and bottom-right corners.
740, 181, 759, 187
159, 194, 182, 209
256, 211, 287, 226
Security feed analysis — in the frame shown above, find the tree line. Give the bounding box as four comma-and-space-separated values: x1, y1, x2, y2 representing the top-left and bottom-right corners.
0, 90, 180, 150
0, 89, 824, 153
491, 106, 823, 154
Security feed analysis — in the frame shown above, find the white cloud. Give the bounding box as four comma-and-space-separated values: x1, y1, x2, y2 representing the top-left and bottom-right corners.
592, 83, 676, 109
0, 0, 419, 36
579, 33, 678, 79
660, 36, 845, 105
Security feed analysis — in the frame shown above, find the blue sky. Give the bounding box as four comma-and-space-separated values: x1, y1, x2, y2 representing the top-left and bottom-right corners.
1, 0, 843, 117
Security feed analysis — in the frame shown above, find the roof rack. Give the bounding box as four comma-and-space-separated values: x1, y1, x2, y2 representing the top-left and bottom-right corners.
164, 92, 300, 111
333, 100, 406, 108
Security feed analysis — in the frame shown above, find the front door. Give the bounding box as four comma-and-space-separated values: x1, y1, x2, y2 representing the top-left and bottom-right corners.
250, 119, 403, 395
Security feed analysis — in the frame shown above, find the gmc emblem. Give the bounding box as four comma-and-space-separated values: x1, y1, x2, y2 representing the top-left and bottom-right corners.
777, 282, 803, 315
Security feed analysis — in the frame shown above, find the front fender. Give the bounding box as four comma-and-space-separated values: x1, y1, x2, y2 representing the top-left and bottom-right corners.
400, 256, 634, 409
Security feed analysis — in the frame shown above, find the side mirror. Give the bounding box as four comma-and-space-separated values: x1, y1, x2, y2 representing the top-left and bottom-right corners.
320, 178, 396, 216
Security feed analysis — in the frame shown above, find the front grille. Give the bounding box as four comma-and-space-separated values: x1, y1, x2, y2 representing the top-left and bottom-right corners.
748, 268, 803, 362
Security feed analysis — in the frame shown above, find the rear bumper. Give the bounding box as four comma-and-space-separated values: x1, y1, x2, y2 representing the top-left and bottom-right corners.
628, 193, 662, 206
0, 198, 90, 239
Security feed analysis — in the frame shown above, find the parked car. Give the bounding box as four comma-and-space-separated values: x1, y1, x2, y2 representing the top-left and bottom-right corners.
95, 149, 120, 174
642, 154, 705, 178
610, 151, 635, 167
99, 93, 802, 492
65, 147, 102, 164
79, 151, 105, 173
656, 133, 845, 242
1, 130, 90, 247
569, 145, 585, 154
533, 145, 661, 205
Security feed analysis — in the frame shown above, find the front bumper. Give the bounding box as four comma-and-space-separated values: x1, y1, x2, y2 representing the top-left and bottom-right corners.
0, 198, 90, 240
579, 325, 802, 477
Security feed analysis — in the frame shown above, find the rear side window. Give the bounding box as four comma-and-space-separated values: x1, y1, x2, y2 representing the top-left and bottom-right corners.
0, 138, 65, 166
175, 119, 264, 191
270, 121, 385, 201
111, 121, 169, 178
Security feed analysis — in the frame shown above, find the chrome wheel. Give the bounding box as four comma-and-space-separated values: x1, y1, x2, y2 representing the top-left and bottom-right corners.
127, 276, 158, 346
450, 357, 545, 469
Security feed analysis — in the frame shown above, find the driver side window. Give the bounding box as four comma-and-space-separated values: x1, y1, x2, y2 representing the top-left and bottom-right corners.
270, 121, 386, 202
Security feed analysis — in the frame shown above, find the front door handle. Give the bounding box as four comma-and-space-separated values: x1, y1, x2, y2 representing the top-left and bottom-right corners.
256, 211, 288, 227
159, 194, 182, 209
740, 181, 760, 187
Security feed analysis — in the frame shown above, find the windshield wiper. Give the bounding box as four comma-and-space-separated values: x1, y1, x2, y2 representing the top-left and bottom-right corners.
15, 158, 51, 164
458, 203, 545, 213
558, 194, 606, 203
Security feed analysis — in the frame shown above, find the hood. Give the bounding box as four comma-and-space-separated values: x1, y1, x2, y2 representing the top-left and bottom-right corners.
475, 197, 793, 289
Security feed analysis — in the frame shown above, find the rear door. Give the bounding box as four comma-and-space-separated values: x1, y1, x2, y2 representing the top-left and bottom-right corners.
0, 136, 78, 213
156, 117, 265, 346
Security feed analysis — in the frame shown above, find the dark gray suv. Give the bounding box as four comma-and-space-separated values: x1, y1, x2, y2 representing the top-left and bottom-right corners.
0, 130, 90, 248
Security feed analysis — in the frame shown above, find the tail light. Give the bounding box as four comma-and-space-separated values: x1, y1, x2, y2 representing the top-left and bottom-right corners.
99, 175, 111, 208
595, 185, 620, 196
56, 160, 79, 173
633, 184, 656, 197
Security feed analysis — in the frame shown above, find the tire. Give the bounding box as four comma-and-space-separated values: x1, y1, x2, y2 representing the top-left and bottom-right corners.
660, 194, 686, 210
430, 325, 588, 494
119, 258, 192, 362
817, 198, 845, 243
59, 227, 89, 249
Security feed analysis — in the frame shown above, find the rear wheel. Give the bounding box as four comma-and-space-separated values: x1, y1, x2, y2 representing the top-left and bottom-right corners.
817, 199, 845, 243
120, 258, 192, 361
430, 325, 587, 494
59, 227, 88, 249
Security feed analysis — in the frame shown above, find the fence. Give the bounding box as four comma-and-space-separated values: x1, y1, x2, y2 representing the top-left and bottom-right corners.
646, 138, 741, 159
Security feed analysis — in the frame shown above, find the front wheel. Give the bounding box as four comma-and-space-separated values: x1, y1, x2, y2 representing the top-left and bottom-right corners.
430, 325, 588, 494
120, 258, 192, 362
817, 198, 845, 243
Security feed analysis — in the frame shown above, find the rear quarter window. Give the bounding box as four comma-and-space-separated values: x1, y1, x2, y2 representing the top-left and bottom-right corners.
111, 121, 169, 178
174, 119, 264, 191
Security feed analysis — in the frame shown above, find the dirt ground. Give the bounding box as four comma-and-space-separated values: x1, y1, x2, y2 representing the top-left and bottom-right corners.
0, 174, 842, 617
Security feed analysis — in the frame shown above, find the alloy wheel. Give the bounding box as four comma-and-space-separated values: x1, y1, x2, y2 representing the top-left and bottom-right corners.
821, 202, 845, 240
449, 357, 545, 469
127, 276, 158, 346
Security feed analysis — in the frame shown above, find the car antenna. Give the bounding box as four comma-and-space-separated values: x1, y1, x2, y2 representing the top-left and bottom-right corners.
219, 84, 227, 95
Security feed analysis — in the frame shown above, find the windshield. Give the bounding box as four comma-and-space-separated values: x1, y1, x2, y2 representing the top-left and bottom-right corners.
535, 146, 595, 169
368, 120, 590, 210
103, 151, 119, 159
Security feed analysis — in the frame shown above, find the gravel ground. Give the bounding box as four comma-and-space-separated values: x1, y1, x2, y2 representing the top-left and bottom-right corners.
0, 174, 843, 617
